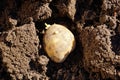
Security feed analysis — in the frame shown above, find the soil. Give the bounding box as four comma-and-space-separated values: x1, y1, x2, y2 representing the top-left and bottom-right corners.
0, 0, 120, 80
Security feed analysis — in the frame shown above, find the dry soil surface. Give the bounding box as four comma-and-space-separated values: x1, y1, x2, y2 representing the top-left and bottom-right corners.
0, 0, 120, 80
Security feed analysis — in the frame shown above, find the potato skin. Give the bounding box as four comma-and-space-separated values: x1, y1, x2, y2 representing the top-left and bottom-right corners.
43, 24, 75, 63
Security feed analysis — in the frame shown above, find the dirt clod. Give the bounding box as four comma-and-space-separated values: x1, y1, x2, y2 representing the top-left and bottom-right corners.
0, 22, 49, 80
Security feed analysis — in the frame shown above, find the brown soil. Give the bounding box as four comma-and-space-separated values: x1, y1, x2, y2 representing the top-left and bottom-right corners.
0, 0, 120, 80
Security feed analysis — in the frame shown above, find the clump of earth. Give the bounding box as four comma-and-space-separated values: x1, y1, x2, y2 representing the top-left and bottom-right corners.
0, 0, 120, 80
